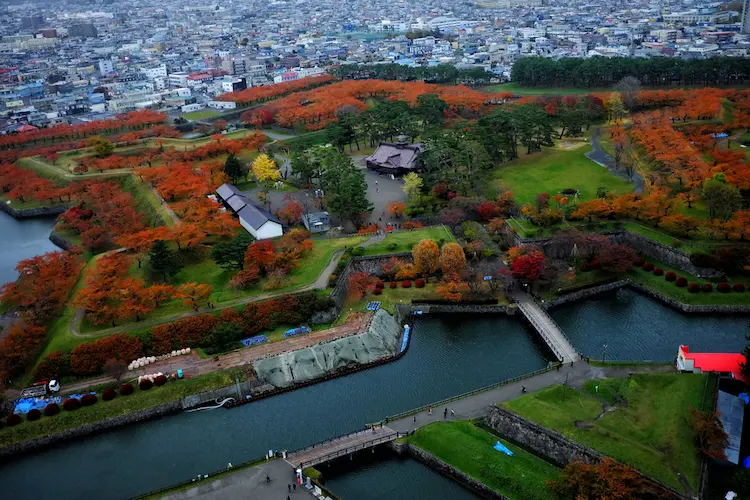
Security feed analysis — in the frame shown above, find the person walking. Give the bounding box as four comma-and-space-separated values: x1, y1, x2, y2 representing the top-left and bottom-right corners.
444, 408, 448, 419
288, 484, 291, 493
522, 386, 527, 393
451, 409, 455, 417
428, 407, 432, 416
413, 415, 416, 423
293, 484, 296, 492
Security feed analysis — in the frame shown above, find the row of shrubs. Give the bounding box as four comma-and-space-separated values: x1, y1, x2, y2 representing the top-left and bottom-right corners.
1, 377, 169, 429
371, 279, 427, 295
634, 259, 746, 294
34, 293, 330, 380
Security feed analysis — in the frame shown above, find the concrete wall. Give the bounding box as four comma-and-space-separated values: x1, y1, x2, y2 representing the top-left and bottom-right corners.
483, 406, 682, 499
0, 202, 68, 219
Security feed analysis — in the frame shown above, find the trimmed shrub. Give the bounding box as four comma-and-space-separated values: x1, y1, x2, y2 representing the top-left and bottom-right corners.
26, 409, 41, 422
5, 414, 22, 426
155, 375, 168, 386
139, 379, 153, 390
402, 280, 412, 288
717, 282, 731, 293
63, 398, 81, 411
389, 281, 397, 289
653, 268, 664, 276
665, 271, 677, 282
676, 277, 688, 288
44, 403, 60, 416
643, 262, 654, 271
701, 283, 713, 293
81, 394, 97, 406
102, 388, 117, 401
733, 283, 746, 292
375, 281, 385, 289
634, 257, 645, 267
415, 279, 425, 288
372, 288, 382, 295
688, 283, 700, 293
120, 383, 134, 395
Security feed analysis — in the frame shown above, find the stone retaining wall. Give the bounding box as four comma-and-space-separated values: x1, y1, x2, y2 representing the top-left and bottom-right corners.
0, 400, 181, 460
405, 443, 510, 500
330, 253, 412, 306
0, 202, 68, 219
541, 280, 630, 309
484, 406, 682, 499
49, 230, 74, 250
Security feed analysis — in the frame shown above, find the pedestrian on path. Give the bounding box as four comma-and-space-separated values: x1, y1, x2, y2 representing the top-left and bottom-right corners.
451, 409, 455, 417
293, 484, 296, 492
413, 415, 416, 423
444, 408, 448, 419
428, 407, 432, 416
522, 386, 527, 393
288, 484, 291, 492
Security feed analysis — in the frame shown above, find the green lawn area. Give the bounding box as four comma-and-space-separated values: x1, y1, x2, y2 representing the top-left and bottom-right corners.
182, 109, 223, 121
630, 259, 750, 306
409, 421, 560, 500
501, 373, 709, 491
492, 147, 633, 205
359, 226, 456, 256
485, 82, 606, 96
0, 370, 239, 448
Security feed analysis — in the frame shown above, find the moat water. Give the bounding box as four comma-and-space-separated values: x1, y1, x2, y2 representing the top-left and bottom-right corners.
0, 211, 59, 285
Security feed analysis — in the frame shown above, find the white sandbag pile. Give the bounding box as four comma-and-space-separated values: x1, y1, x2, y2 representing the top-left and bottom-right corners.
128, 348, 191, 370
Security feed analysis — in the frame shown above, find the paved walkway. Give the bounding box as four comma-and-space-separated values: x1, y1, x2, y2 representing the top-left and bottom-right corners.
159, 459, 314, 500
586, 128, 644, 194
387, 361, 673, 433
513, 291, 579, 363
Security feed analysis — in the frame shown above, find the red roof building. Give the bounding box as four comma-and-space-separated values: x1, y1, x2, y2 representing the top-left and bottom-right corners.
677, 345, 747, 383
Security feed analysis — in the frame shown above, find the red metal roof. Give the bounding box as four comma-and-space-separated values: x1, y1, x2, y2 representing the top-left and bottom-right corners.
679, 345, 747, 382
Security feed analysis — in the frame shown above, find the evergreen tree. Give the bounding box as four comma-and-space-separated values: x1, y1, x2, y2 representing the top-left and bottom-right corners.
211, 233, 254, 270
149, 240, 180, 281
223, 153, 246, 183
320, 152, 373, 226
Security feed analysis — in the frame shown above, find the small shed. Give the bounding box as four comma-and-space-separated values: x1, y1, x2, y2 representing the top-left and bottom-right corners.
215, 183, 283, 240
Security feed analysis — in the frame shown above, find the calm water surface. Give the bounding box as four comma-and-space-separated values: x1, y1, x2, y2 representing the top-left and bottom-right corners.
0, 211, 59, 285
0, 315, 549, 499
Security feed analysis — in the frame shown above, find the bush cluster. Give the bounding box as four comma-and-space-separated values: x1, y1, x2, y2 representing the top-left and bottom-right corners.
402, 280, 411, 288
44, 403, 60, 416
688, 283, 700, 293
102, 388, 117, 401
415, 279, 425, 288
139, 379, 153, 390
643, 262, 655, 272
717, 282, 731, 293
702, 283, 713, 293
81, 394, 98, 406
389, 282, 397, 289
63, 398, 81, 411
734, 283, 746, 292
665, 271, 676, 282
372, 288, 382, 295
634, 258, 645, 267
155, 375, 168, 386
675, 277, 687, 287
120, 383, 134, 395
5, 414, 21, 426
653, 268, 664, 276
26, 409, 41, 422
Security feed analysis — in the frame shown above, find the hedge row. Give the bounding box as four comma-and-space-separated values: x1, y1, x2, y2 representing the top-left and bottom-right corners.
34, 293, 332, 379
0, 379, 176, 428
634, 260, 747, 294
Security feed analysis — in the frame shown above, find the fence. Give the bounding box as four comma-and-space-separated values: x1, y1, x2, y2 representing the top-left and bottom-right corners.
381, 365, 556, 423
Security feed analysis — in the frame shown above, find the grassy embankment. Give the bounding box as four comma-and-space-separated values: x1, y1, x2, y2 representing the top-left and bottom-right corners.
501, 373, 711, 491
409, 420, 560, 500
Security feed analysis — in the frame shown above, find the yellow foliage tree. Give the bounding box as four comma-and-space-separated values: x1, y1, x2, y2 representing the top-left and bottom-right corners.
412, 239, 440, 276
439, 242, 466, 275
252, 153, 281, 183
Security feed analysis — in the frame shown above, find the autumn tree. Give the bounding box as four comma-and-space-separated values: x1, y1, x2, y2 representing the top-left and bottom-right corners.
412, 239, 440, 276
510, 249, 545, 284
437, 274, 469, 302
691, 408, 728, 460
277, 200, 304, 225
103, 358, 128, 380
387, 201, 406, 218
174, 282, 214, 308
252, 153, 281, 183
439, 242, 466, 275
548, 458, 649, 500
597, 244, 636, 274
402, 172, 423, 201
347, 272, 372, 299
90, 136, 114, 157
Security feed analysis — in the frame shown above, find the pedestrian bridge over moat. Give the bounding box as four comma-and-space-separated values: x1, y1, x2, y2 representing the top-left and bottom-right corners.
514, 292, 580, 364
285, 426, 404, 470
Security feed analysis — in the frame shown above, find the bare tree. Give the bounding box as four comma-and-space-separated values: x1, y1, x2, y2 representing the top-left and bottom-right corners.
103, 358, 128, 381
613, 76, 641, 110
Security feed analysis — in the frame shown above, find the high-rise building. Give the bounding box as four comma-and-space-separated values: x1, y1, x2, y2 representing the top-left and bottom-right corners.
221, 55, 253, 75
98, 60, 114, 75
743, 0, 750, 34
69, 23, 97, 38
22, 15, 44, 30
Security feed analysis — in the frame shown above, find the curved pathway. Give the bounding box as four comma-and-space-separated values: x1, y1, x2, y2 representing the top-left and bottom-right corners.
69, 248, 348, 338
586, 128, 644, 194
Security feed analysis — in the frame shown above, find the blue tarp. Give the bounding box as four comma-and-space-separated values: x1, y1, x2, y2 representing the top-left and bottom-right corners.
366, 302, 381, 311
283, 326, 310, 338
494, 441, 514, 456
241, 335, 269, 347
400, 325, 410, 353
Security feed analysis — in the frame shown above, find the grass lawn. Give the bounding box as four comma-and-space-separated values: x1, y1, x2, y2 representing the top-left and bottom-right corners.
484, 82, 606, 96
501, 373, 709, 491
359, 226, 456, 256
409, 421, 560, 500
492, 147, 633, 205
0, 370, 239, 448
0, 194, 64, 210
183, 109, 223, 121
630, 259, 750, 306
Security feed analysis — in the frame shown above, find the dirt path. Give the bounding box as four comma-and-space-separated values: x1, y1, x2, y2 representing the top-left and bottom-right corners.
586, 128, 645, 194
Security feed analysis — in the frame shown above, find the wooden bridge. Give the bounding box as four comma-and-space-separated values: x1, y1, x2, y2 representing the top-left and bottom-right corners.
286, 426, 404, 469
515, 292, 579, 364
